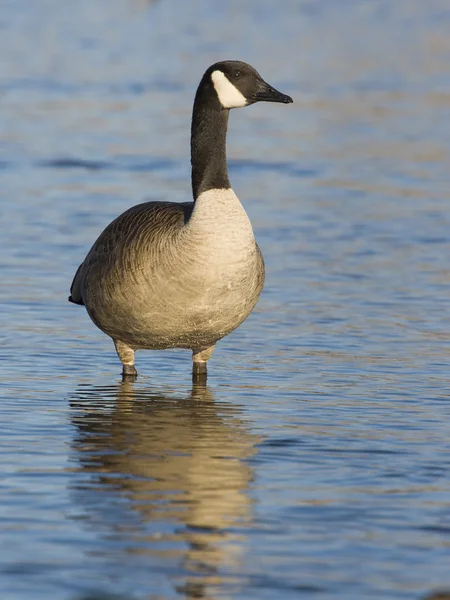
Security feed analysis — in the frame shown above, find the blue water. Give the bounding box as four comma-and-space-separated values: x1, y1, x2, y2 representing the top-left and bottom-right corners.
1, 1, 450, 599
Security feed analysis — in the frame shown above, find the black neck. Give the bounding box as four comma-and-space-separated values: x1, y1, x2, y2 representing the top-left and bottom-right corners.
191, 85, 230, 199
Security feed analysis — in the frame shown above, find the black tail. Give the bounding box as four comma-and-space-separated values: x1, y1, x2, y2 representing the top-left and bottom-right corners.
68, 295, 84, 305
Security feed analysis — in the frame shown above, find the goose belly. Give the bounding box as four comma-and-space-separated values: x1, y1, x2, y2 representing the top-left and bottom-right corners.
84, 250, 264, 350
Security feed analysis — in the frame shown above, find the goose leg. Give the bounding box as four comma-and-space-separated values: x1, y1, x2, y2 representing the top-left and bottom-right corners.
114, 339, 137, 378
192, 345, 215, 383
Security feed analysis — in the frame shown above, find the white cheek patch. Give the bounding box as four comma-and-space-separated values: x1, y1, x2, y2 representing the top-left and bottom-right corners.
211, 70, 247, 109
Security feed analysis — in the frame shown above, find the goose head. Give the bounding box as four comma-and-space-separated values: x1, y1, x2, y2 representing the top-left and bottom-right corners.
198, 60, 293, 110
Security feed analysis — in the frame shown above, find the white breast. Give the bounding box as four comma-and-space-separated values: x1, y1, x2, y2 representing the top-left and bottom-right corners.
186, 188, 256, 260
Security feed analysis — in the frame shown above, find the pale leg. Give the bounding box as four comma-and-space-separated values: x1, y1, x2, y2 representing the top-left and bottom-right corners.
113, 339, 137, 378
192, 345, 215, 382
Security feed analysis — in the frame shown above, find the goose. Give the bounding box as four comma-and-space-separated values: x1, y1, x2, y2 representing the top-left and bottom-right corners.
69, 60, 293, 380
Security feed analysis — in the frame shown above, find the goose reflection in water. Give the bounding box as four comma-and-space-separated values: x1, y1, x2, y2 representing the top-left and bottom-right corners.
69, 380, 260, 598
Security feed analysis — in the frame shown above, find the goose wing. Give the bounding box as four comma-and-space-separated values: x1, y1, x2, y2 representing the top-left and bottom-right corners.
69, 200, 193, 305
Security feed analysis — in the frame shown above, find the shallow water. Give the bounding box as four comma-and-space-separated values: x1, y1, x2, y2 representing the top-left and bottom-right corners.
2, 1, 450, 599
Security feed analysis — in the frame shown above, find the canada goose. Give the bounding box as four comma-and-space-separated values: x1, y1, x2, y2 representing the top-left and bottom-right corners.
69, 60, 292, 379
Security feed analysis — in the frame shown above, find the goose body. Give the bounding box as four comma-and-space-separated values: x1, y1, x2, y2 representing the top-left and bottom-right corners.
69, 60, 292, 379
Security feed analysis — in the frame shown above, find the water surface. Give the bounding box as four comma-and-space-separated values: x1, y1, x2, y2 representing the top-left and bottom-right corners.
1, 1, 450, 598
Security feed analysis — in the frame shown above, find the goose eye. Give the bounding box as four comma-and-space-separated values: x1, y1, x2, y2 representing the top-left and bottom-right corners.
234, 70, 242, 79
